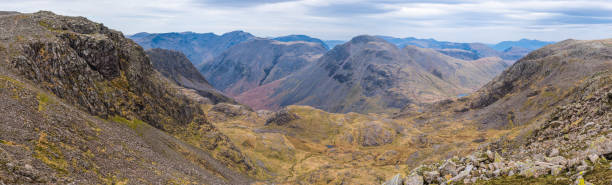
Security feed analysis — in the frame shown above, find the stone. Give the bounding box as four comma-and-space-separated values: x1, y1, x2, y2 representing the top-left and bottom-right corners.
486, 150, 495, 161
439, 160, 458, 176
547, 156, 568, 166
588, 154, 599, 164
383, 174, 403, 185
404, 174, 424, 185
24, 164, 33, 171
549, 148, 560, 157
423, 170, 440, 184
520, 165, 550, 178
550, 165, 565, 176
449, 164, 473, 182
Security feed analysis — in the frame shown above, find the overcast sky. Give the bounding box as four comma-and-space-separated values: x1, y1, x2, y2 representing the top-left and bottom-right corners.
2, 0, 611, 43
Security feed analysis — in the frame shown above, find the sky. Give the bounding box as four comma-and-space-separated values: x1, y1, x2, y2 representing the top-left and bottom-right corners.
1, 0, 611, 43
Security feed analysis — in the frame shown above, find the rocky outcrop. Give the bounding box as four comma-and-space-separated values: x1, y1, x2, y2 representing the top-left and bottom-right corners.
265, 109, 300, 126
359, 122, 395, 147
0, 11, 259, 183
145, 48, 235, 104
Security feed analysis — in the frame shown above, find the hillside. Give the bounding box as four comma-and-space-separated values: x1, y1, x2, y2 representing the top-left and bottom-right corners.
129, 31, 254, 66
383, 39, 612, 185
0, 11, 261, 184
145, 48, 235, 104
237, 36, 509, 113
200, 38, 327, 96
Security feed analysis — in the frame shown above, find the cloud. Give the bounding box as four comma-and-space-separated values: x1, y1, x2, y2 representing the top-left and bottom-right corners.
0, 0, 610, 43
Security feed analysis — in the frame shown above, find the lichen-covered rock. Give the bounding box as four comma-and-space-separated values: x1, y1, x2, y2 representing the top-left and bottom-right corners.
404, 174, 424, 185
439, 160, 458, 176
265, 109, 300, 126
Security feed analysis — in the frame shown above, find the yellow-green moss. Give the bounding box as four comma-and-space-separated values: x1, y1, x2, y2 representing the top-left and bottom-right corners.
33, 132, 68, 174
37, 92, 50, 112
466, 175, 571, 185
109, 116, 145, 130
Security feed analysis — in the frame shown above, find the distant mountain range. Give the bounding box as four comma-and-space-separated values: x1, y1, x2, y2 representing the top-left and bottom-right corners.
130, 31, 553, 65
491, 38, 554, 51
234, 35, 511, 113
129, 31, 255, 66
325, 37, 554, 61
129, 30, 554, 113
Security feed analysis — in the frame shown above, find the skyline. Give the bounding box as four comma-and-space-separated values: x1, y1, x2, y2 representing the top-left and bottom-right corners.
2, 0, 611, 43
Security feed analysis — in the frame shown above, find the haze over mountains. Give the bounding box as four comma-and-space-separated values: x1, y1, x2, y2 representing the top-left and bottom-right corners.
2, 10, 610, 185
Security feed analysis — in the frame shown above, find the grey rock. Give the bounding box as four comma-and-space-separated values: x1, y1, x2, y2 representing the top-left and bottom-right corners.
450, 164, 473, 182
382, 174, 403, 185
486, 150, 495, 161
550, 165, 565, 176
547, 156, 567, 166
423, 170, 440, 183
588, 154, 599, 163
404, 174, 424, 185
439, 160, 458, 176
549, 148, 560, 157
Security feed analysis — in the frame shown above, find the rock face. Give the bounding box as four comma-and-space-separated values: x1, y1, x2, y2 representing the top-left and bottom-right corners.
200, 38, 326, 96
145, 48, 234, 104
242, 35, 509, 113
265, 109, 300, 126
467, 39, 612, 129
0, 11, 258, 184
129, 31, 254, 66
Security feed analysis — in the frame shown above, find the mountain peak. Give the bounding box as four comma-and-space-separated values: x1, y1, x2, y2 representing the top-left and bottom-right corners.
348, 35, 385, 44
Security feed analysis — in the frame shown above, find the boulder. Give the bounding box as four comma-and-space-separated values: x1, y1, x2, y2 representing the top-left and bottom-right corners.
423, 170, 440, 184
404, 174, 424, 185
549, 148, 560, 157
550, 165, 565, 176
382, 174, 403, 185
588, 154, 599, 164
439, 160, 458, 176
547, 156, 568, 166
449, 165, 473, 182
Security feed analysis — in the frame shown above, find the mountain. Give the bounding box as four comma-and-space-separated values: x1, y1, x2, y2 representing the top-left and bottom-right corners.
492, 38, 554, 51
384, 38, 612, 185
273, 34, 329, 49
324, 40, 346, 49
128, 31, 254, 66
377, 36, 507, 60
200, 38, 327, 96
0, 11, 260, 184
236, 35, 510, 113
145, 48, 235, 104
